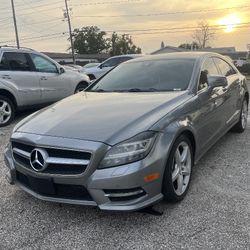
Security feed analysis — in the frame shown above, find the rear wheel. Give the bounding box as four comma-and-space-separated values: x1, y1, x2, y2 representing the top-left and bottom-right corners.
162, 135, 193, 202
75, 82, 88, 93
0, 95, 15, 127
232, 98, 248, 133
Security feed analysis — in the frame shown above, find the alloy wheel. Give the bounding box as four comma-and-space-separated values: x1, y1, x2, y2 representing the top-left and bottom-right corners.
172, 141, 192, 196
0, 100, 12, 125
241, 100, 248, 130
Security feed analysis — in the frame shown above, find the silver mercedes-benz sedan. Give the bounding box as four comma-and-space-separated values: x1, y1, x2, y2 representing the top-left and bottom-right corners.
4, 52, 249, 211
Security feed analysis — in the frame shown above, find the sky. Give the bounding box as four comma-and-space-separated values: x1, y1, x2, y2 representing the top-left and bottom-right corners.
0, 0, 249, 54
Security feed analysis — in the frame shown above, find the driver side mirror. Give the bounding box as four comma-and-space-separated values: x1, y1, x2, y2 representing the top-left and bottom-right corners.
59, 67, 65, 74
99, 64, 103, 69
208, 75, 228, 89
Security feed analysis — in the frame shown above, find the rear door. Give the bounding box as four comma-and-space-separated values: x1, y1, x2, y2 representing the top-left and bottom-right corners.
213, 57, 240, 125
0, 52, 41, 106
29, 53, 69, 103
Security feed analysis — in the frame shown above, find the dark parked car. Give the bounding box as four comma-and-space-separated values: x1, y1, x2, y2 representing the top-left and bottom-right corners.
4, 52, 249, 211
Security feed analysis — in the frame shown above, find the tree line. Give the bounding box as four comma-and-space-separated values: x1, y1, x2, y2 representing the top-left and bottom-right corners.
71, 26, 142, 55
71, 21, 216, 55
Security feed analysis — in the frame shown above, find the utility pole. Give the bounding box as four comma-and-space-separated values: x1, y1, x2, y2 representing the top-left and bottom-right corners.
64, 0, 76, 64
11, 0, 20, 48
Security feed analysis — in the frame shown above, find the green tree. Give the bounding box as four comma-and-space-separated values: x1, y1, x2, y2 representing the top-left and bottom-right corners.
109, 32, 142, 56
71, 26, 109, 54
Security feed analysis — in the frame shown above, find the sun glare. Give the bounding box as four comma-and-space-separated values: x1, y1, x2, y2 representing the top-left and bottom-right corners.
218, 15, 241, 33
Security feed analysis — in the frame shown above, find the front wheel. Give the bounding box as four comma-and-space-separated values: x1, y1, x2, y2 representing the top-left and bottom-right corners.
0, 95, 15, 127
162, 135, 193, 202
232, 98, 248, 133
75, 82, 88, 93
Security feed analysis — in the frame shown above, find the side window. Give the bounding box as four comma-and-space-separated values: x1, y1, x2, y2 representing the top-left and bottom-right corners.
118, 57, 132, 64
199, 58, 219, 91
102, 58, 120, 68
0, 54, 9, 71
213, 58, 236, 77
4, 52, 32, 71
31, 54, 58, 73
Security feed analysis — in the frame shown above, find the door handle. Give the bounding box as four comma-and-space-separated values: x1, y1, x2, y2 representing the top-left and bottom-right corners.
40, 76, 48, 80
1, 75, 11, 79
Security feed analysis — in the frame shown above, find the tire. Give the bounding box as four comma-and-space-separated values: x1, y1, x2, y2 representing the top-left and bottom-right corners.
231, 98, 248, 133
0, 95, 15, 127
75, 82, 88, 93
87, 74, 96, 81
162, 134, 193, 202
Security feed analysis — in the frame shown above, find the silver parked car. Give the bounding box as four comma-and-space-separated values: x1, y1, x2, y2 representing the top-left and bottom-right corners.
0, 46, 90, 126
82, 54, 143, 80
4, 52, 249, 211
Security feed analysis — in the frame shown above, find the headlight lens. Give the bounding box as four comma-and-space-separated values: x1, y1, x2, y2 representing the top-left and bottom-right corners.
99, 131, 157, 169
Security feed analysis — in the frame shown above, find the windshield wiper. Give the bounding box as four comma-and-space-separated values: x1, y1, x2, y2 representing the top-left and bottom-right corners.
126, 88, 160, 92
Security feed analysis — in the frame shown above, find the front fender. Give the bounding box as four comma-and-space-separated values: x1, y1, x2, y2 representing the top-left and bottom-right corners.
0, 79, 21, 105
151, 96, 199, 163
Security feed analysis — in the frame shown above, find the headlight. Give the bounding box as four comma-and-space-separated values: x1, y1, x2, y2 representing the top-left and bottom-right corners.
99, 131, 157, 169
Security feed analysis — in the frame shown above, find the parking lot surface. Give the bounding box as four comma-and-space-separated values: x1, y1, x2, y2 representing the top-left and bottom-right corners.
0, 84, 250, 250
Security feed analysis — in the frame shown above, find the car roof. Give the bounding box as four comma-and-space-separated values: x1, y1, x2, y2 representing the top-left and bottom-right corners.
124, 52, 223, 63
109, 54, 144, 59
0, 46, 35, 53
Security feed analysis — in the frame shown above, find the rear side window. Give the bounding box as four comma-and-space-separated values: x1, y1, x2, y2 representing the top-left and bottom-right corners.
213, 58, 236, 77
118, 56, 132, 64
102, 57, 122, 68
0, 54, 10, 71
4, 52, 32, 71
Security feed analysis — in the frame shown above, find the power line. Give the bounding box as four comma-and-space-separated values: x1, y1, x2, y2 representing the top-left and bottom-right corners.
72, 0, 141, 7
104, 22, 250, 33
74, 5, 250, 18
0, 32, 68, 44
0, 0, 63, 14
2, 21, 249, 45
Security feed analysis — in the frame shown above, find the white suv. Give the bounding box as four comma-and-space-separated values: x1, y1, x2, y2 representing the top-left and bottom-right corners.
83, 54, 143, 80
0, 47, 90, 126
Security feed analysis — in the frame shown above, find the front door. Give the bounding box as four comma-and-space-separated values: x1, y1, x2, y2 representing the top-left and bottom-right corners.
213, 57, 241, 125
29, 53, 69, 103
195, 57, 231, 155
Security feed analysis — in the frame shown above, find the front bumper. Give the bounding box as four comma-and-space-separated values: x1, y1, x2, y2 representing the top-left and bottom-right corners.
4, 132, 168, 211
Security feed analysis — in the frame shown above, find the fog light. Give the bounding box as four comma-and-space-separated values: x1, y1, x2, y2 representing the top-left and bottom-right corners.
144, 172, 160, 183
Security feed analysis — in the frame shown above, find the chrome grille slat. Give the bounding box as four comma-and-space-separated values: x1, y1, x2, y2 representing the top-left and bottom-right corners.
46, 157, 89, 166
11, 141, 91, 175
13, 147, 31, 159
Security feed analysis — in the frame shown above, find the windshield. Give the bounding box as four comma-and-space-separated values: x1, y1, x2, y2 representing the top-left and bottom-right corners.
88, 59, 195, 92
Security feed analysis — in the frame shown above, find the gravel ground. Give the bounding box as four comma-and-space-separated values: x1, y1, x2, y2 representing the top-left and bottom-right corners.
0, 85, 250, 250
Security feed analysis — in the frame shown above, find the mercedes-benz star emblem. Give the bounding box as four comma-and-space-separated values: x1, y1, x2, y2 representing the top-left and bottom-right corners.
30, 148, 48, 172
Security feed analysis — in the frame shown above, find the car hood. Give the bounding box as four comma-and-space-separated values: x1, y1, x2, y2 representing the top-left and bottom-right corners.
15, 91, 191, 145
64, 69, 90, 82
82, 66, 100, 74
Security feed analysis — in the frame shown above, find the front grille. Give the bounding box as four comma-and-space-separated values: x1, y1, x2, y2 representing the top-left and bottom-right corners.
12, 141, 91, 175
16, 171, 93, 201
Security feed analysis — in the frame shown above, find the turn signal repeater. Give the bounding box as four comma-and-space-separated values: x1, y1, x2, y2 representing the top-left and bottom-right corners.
144, 172, 160, 183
